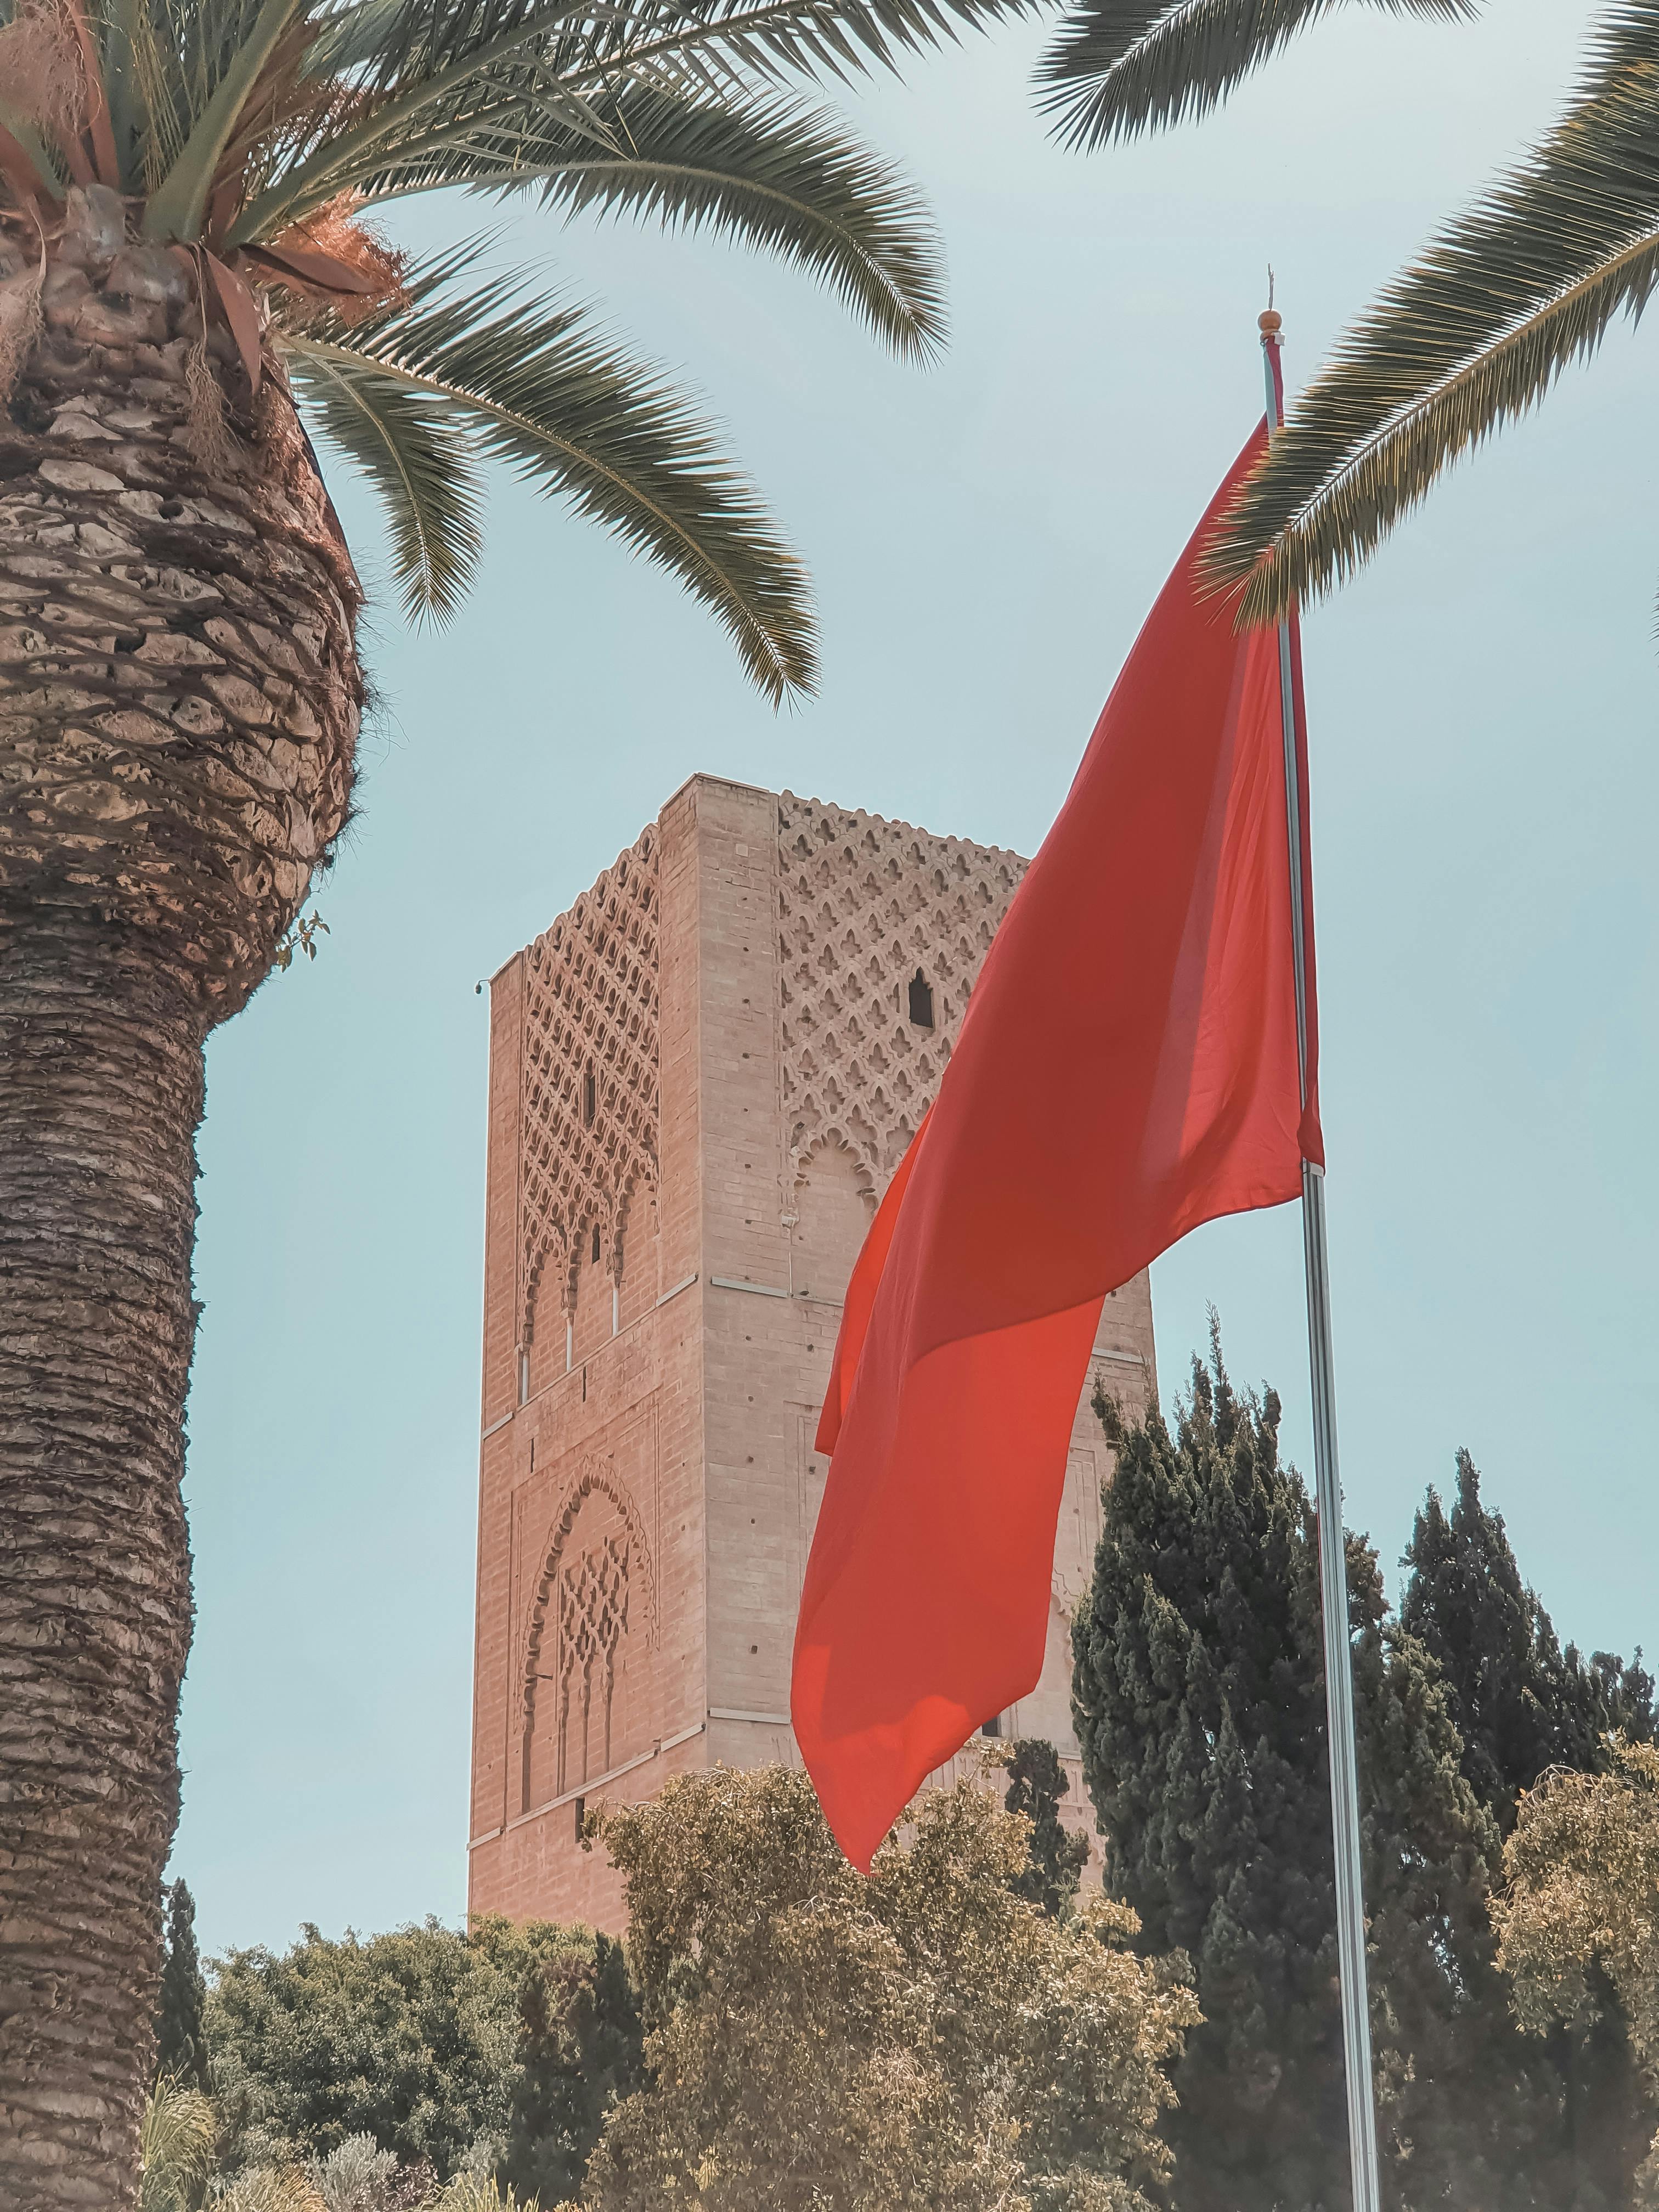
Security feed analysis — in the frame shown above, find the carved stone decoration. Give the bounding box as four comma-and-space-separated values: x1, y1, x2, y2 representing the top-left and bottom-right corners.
520, 826, 659, 1343
556, 1536, 630, 1793
520, 1463, 658, 1812
777, 792, 1026, 1188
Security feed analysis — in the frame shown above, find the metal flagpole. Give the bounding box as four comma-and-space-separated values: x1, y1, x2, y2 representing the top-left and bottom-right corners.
1259, 303, 1384, 2212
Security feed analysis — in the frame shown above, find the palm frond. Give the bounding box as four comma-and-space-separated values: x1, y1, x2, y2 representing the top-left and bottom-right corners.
350, 90, 945, 362
1035, 0, 1474, 151
569, 0, 1047, 95
291, 256, 817, 700
283, 339, 489, 621
232, 0, 1042, 244
1579, 0, 1659, 84
102, 0, 147, 186
1205, 58, 1659, 618
324, 0, 1046, 94
139, 2075, 218, 2212
142, 0, 307, 238
229, 9, 628, 239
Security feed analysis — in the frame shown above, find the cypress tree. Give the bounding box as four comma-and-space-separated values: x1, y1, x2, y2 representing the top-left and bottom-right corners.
1003, 1739, 1090, 1918
501, 1930, 643, 2204
1072, 1328, 1558, 2212
1401, 1449, 1655, 2207
155, 1878, 210, 2091
1402, 1448, 1654, 1835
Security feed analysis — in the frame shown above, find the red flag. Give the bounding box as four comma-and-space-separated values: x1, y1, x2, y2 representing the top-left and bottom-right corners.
792, 424, 1323, 1871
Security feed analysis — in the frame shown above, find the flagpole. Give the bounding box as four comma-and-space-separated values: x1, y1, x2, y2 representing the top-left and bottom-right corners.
1260, 307, 1383, 2212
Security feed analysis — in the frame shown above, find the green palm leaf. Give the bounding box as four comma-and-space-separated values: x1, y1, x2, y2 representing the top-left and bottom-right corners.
143, 0, 308, 237
1205, 35, 1659, 619
0, 0, 1037, 692
284, 338, 488, 622
286, 255, 817, 698
1035, 0, 1474, 151
351, 90, 945, 363
572, 0, 1046, 93
231, 0, 1043, 241
139, 2075, 218, 2212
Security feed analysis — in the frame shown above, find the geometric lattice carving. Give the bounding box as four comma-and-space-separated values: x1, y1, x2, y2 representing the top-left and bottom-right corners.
556, 1535, 630, 1793
777, 792, 1025, 1188
521, 1462, 658, 1812
520, 825, 659, 1340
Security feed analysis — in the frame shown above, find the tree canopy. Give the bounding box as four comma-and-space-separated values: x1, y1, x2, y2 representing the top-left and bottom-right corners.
207, 1915, 588, 2179
1003, 1739, 1091, 1921
583, 1763, 1199, 2212
156, 1879, 211, 2094
1072, 1330, 1561, 2210
1494, 1740, 1659, 2200
501, 1931, 642, 2207
1402, 1447, 1654, 1836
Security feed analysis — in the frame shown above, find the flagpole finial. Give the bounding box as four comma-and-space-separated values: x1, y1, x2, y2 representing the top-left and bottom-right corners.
1259, 308, 1282, 337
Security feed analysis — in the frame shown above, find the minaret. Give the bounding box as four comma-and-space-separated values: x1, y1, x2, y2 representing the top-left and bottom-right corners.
467, 775, 1158, 1929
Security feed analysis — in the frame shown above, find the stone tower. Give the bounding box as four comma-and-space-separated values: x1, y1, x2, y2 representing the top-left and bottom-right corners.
467, 775, 1158, 1929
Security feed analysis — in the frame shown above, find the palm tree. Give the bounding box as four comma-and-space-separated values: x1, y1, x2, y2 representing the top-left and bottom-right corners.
0, 0, 1033, 2196
1034, 0, 1659, 624
139, 2074, 218, 2212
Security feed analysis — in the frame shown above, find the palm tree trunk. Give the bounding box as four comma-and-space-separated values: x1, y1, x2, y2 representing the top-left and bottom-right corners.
0, 928, 204, 2202
0, 189, 363, 2203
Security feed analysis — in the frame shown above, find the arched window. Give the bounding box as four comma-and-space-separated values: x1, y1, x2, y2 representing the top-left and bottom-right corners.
590, 1222, 601, 1263
908, 970, 934, 1028
583, 1066, 596, 1126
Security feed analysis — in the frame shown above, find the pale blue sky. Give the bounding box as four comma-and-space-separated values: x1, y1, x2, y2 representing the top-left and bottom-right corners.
175, 0, 1658, 1955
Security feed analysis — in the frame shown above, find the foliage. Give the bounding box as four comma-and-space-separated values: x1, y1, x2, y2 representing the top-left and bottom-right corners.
1402, 1447, 1655, 1836
1004, 1737, 1091, 1920
501, 1930, 643, 2205
0, 0, 1048, 699
432, 2178, 546, 2212
1402, 1449, 1656, 2204
157, 1880, 212, 2093
207, 1915, 587, 2180
1494, 1741, 1659, 2202
213, 2174, 328, 2211
305, 2133, 441, 2211
1034, 0, 1470, 153
273, 913, 330, 974
1042, 0, 1659, 637
583, 1763, 1199, 2212
1072, 1325, 1561, 2211
140, 2073, 219, 2212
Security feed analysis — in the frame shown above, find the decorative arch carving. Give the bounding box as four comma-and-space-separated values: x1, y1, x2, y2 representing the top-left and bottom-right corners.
520, 1461, 659, 1812
613, 1161, 655, 1284
524, 1462, 659, 1674
776, 793, 1026, 1190
520, 827, 659, 1346
792, 1133, 877, 1206
789, 1137, 877, 1303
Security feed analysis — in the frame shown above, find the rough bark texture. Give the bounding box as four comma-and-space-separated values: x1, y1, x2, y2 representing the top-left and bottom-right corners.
0, 185, 363, 2206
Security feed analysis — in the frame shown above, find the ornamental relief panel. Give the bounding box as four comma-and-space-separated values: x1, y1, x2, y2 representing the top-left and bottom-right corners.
519, 826, 659, 1347
520, 1459, 658, 1814
776, 793, 1026, 1192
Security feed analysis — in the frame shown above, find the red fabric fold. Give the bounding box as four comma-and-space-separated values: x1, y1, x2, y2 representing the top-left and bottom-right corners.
792, 424, 1323, 1871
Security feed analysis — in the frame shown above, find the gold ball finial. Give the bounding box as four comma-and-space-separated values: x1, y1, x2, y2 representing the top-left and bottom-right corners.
1259, 308, 1283, 335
